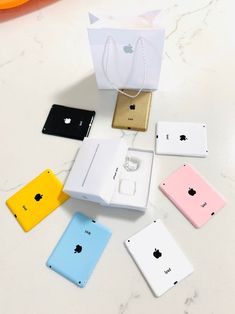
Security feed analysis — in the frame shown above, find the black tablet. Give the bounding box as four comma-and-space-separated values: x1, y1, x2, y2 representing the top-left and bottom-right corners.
42, 104, 95, 140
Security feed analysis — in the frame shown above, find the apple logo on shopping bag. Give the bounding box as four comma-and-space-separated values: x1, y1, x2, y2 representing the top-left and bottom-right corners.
123, 44, 133, 53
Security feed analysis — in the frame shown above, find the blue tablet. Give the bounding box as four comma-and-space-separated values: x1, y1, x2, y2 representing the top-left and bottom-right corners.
46, 212, 111, 287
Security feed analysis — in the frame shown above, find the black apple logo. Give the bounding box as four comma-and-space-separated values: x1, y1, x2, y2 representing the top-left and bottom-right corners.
153, 249, 162, 259
34, 193, 43, 201
188, 188, 196, 196
180, 135, 187, 141
129, 104, 136, 110
74, 244, 82, 254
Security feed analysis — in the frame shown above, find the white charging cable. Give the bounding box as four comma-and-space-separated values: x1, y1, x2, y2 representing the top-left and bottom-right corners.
101, 35, 147, 99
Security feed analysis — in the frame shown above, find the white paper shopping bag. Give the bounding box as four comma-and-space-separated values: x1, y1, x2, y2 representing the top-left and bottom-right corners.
87, 11, 165, 97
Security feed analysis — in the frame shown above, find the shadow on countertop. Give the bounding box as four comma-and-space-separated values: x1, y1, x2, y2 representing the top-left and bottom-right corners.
54, 74, 117, 119
61, 196, 144, 224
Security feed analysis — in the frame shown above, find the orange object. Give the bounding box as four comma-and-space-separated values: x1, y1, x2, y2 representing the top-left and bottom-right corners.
0, 0, 30, 9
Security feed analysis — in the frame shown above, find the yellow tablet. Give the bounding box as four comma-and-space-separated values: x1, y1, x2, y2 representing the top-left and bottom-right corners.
6, 169, 69, 232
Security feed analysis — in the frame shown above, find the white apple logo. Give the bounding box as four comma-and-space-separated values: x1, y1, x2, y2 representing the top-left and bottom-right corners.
64, 118, 71, 124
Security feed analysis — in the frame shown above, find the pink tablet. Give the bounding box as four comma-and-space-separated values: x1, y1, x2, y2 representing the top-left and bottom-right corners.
160, 164, 226, 228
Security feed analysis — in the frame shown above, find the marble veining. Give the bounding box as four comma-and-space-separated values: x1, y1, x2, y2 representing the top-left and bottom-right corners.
165, 0, 219, 63
55, 167, 72, 177
0, 159, 75, 194
119, 292, 141, 314
166, 0, 217, 40
0, 183, 24, 193
36, 12, 44, 21
220, 172, 235, 184
184, 290, 198, 306
33, 35, 44, 49
183, 290, 198, 314
0, 50, 25, 68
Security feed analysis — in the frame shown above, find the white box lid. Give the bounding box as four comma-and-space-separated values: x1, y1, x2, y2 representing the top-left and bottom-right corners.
64, 138, 128, 204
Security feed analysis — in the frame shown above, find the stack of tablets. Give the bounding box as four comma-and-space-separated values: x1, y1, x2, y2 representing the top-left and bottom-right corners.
5, 103, 226, 297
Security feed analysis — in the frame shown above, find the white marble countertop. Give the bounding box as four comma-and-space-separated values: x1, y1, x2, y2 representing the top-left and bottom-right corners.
1, 1, 235, 313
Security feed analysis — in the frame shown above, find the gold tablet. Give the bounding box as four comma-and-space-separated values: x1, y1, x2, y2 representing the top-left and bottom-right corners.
112, 90, 152, 132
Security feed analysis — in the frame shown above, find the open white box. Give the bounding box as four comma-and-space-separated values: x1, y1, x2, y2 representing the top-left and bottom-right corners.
64, 138, 154, 211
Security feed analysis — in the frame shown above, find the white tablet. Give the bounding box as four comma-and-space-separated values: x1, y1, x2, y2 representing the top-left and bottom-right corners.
155, 121, 208, 157
125, 220, 193, 297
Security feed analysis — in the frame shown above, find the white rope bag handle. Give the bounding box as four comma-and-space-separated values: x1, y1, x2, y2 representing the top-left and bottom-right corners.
101, 36, 147, 99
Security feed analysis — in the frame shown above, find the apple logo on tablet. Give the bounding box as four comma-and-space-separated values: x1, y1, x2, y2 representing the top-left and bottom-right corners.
153, 249, 162, 259
180, 135, 187, 141
74, 244, 82, 254
123, 44, 133, 53
34, 193, 43, 201
64, 118, 71, 124
188, 188, 196, 196
129, 104, 135, 110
